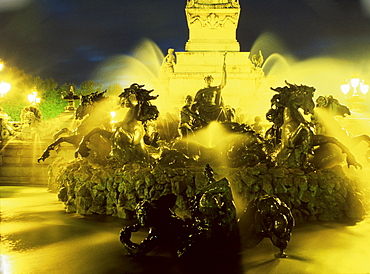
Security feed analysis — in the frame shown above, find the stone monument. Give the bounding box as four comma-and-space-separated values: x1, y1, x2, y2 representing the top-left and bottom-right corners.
157, 0, 266, 117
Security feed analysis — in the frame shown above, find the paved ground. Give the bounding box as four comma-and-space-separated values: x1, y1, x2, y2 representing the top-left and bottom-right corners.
1, 186, 370, 274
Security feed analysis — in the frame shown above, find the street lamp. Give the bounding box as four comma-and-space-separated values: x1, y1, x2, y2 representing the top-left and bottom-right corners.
0, 82, 11, 97
341, 74, 369, 97
110, 111, 117, 124
360, 80, 369, 95
340, 74, 368, 112
28, 91, 41, 105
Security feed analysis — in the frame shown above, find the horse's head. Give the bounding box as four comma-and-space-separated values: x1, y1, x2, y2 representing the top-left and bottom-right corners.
119, 84, 142, 108
272, 81, 315, 115
316, 95, 351, 117
75, 91, 108, 120
89, 90, 107, 103
290, 83, 315, 115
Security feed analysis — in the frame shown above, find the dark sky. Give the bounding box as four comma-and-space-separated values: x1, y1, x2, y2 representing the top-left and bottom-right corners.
0, 0, 369, 84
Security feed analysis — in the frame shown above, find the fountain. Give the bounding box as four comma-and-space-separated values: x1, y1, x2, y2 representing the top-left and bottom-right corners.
13, 0, 368, 260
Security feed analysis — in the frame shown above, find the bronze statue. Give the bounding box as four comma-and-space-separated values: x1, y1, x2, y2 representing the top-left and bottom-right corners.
179, 95, 197, 137
239, 195, 295, 258
189, 164, 238, 242
191, 52, 228, 127
265, 81, 361, 170
119, 194, 189, 257
312, 95, 370, 167
120, 165, 239, 259
38, 90, 111, 163
75, 84, 159, 164
62, 86, 80, 111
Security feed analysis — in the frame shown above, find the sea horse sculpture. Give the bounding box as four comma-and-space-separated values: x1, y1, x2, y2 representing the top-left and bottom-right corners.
265, 81, 361, 170
75, 83, 159, 164
239, 195, 295, 258
181, 163, 240, 257
38, 90, 111, 163
119, 194, 189, 257
312, 95, 370, 166
119, 165, 239, 258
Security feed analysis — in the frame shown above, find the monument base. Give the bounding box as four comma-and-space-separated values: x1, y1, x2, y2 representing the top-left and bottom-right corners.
156, 51, 267, 119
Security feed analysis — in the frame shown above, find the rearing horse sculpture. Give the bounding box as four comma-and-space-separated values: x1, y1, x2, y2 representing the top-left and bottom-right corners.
75, 83, 159, 164
313, 95, 370, 146
266, 81, 361, 170
312, 95, 370, 166
38, 90, 112, 163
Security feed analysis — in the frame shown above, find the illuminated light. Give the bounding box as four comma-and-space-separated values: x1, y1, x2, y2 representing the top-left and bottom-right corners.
28, 91, 40, 105
360, 83, 369, 95
0, 255, 12, 274
350, 77, 360, 88
0, 62, 3, 71
0, 82, 11, 96
110, 111, 117, 124
341, 75, 368, 98
340, 83, 350, 95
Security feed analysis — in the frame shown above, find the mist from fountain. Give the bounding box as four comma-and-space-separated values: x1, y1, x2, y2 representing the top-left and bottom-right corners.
90, 33, 370, 174
93, 39, 164, 96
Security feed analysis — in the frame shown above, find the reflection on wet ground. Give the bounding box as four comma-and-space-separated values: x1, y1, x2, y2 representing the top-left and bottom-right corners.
1, 186, 370, 274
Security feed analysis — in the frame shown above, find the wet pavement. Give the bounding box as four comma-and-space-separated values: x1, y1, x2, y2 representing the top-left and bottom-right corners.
1, 186, 370, 274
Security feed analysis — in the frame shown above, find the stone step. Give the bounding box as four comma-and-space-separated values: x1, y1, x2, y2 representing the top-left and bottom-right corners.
0, 156, 49, 166
0, 176, 48, 185
0, 140, 58, 186
0, 164, 49, 176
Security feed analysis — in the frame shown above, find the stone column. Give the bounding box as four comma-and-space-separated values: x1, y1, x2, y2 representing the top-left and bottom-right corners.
185, 0, 241, 52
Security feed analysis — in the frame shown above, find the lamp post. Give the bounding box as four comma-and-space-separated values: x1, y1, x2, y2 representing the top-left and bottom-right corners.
340, 74, 368, 112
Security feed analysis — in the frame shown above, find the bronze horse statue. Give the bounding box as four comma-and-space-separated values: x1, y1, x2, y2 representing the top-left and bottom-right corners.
312, 95, 370, 166
38, 90, 112, 163
265, 81, 361, 170
75, 83, 159, 164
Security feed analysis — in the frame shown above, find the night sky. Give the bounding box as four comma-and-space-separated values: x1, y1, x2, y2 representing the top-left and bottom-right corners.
0, 0, 369, 84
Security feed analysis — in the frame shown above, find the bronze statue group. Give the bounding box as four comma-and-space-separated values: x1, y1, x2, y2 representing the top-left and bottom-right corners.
37, 69, 369, 265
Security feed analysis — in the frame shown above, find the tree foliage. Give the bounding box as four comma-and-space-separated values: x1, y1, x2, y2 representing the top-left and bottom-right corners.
80, 80, 103, 95
0, 66, 67, 121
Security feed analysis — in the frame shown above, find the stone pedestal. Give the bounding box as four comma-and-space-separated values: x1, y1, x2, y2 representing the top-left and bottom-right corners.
157, 51, 266, 117
185, 0, 241, 52
156, 0, 267, 118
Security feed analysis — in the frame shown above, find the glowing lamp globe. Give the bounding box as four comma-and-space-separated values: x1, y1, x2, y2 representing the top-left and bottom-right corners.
340, 83, 350, 95
350, 77, 360, 88
360, 83, 369, 95
28, 91, 40, 105
0, 82, 11, 97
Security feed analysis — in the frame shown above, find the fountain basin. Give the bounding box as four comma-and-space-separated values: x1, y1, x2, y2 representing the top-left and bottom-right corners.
51, 159, 366, 223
